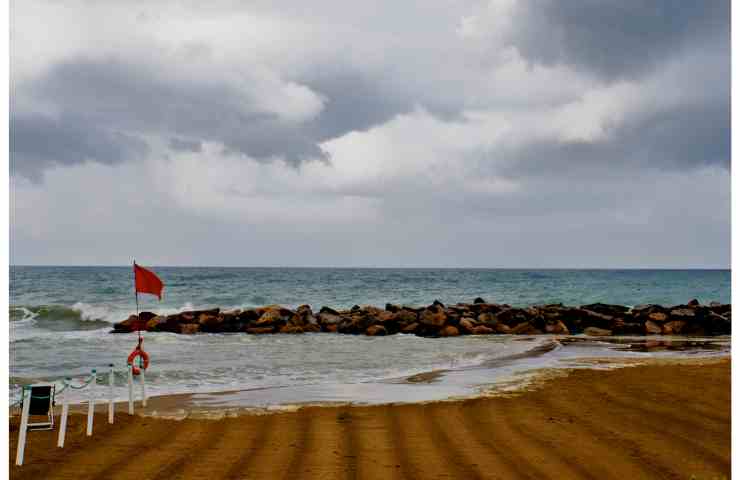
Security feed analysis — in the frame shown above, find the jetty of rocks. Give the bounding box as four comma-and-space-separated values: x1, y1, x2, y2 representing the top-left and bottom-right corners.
111, 298, 731, 337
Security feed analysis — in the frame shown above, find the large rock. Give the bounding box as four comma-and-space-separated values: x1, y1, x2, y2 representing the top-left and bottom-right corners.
254, 309, 284, 327
611, 319, 643, 335
181, 308, 219, 323
145, 316, 166, 332
139, 311, 158, 322
303, 323, 321, 333
472, 325, 494, 335
385, 303, 401, 313
317, 312, 342, 327
238, 309, 261, 323
179, 324, 200, 334
477, 312, 498, 326
289, 305, 317, 327
705, 312, 731, 335
545, 320, 569, 335
338, 314, 373, 334
662, 320, 687, 335
583, 327, 611, 336
511, 322, 541, 335
366, 325, 387, 336
395, 310, 418, 325
112, 315, 147, 333
579, 309, 615, 330
376, 310, 397, 323
459, 318, 476, 334
439, 325, 460, 337
397, 322, 417, 334
495, 323, 512, 334
198, 312, 223, 332
111, 316, 135, 333
497, 308, 530, 327
419, 308, 447, 327
647, 312, 669, 323
644, 320, 662, 335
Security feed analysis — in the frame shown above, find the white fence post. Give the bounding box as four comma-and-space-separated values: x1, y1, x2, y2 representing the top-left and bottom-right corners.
128, 364, 134, 415
57, 380, 70, 448
86, 370, 96, 436
140, 368, 147, 407
108, 364, 115, 424
15, 386, 30, 466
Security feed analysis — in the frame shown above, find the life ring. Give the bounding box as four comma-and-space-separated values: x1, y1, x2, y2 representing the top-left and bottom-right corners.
127, 348, 150, 376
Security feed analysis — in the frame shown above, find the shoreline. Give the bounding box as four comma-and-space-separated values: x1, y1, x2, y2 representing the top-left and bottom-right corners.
10, 348, 730, 419
10, 357, 730, 479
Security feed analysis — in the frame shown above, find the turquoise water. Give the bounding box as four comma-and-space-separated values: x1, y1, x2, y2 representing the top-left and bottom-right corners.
9, 267, 731, 406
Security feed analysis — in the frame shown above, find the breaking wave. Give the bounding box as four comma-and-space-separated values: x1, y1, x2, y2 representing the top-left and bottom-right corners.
9, 301, 212, 332
10, 304, 114, 331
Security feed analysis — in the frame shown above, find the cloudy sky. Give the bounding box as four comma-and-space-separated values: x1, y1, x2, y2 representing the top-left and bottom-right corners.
10, 1, 730, 267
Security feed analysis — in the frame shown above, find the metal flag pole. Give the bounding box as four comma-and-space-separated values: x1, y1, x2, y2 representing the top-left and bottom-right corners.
133, 260, 141, 343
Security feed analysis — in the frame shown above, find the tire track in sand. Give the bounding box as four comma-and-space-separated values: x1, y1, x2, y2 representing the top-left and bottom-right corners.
422, 403, 487, 480
458, 399, 555, 480
106, 419, 222, 480
342, 406, 406, 480
280, 410, 313, 480
388, 403, 476, 479
54, 417, 190, 480
147, 418, 232, 480
590, 383, 730, 474
541, 387, 689, 479
222, 413, 276, 480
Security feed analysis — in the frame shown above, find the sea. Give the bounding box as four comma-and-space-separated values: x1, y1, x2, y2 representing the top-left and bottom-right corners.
9, 267, 731, 409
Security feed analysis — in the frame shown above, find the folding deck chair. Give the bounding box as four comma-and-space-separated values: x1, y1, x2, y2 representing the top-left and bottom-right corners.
24, 384, 56, 431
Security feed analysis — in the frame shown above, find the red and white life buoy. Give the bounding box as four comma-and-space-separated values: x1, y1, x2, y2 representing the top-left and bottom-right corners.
127, 348, 150, 376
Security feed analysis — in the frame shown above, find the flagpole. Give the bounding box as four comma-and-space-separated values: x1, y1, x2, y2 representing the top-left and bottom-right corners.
133, 260, 141, 343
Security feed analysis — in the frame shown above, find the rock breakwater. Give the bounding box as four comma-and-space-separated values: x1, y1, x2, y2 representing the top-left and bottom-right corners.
111, 298, 731, 337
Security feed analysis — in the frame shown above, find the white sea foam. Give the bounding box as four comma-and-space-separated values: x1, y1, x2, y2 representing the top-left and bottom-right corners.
10, 306, 39, 323
72, 302, 121, 322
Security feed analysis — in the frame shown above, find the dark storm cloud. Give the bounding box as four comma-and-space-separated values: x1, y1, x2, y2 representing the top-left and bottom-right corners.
508, 0, 729, 78
10, 112, 148, 181
300, 71, 414, 139
496, 100, 730, 180
11, 57, 413, 178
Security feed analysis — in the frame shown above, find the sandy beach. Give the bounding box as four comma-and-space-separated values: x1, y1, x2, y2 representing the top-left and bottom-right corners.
9, 357, 730, 480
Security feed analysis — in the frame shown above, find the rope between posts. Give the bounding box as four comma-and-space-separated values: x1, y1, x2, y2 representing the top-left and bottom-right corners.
64, 376, 96, 390
12, 365, 137, 408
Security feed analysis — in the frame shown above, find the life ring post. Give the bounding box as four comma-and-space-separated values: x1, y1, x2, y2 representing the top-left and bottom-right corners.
127, 365, 134, 415
140, 368, 147, 407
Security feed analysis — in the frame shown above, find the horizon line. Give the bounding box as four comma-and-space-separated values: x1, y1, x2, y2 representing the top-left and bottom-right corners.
9, 264, 731, 271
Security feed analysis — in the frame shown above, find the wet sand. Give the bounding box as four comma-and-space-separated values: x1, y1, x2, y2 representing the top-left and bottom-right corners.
10, 358, 730, 479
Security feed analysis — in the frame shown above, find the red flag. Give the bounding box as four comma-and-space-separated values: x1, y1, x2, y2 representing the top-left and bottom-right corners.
134, 263, 164, 300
